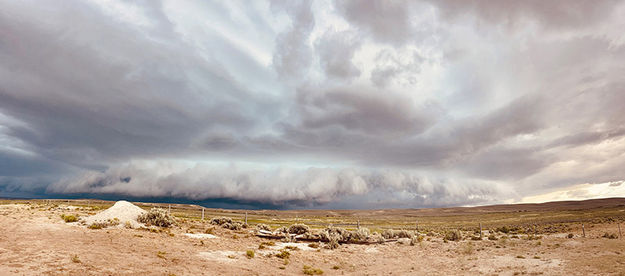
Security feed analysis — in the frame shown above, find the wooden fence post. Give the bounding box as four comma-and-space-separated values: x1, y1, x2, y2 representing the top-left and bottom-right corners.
582, 223, 585, 238
619, 223, 622, 239
479, 223, 483, 239
168, 204, 171, 215
245, 212, 248, 225
202, 208, 205, 220
415, 220, 418, 234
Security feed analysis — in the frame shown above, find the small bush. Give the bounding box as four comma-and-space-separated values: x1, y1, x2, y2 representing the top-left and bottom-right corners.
138, 208, 175, 227
410, 235, 423, 246
157, 251, 167, 259
444, 230, 462, 241
350, 227, 370, 242
61, 214, 78, 223
71, 254, 81, 263
308, 243, 319, 248
369, 232, 386, 243
382, 229, 413, 239
602, 232, 618, 239
210, 217, 233, 225
303, 265, 324, 275
326, 232, 341, 249
496, 226, 510, 234
276, 249, 290, 259
88, 222, 107, 229
260, 241, 275, 247
222, 222, 244, 231
288, 224, 310, 235
256, 223, 271, 231
246, 250, 255, 259
488, 234, 498, 240
567, 233, 574, 239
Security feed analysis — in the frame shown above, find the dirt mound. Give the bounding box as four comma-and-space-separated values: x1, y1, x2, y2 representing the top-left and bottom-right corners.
82, 200, 146, 228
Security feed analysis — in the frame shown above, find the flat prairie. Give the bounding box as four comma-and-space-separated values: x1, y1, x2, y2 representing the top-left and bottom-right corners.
1, 198, 624, 275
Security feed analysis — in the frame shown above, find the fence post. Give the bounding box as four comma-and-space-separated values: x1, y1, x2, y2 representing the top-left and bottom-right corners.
479, 222, 483, 239
619, 223, 622, 239
357, 219, 360, 229
202, 208, 205, 220
415, 220, 418, 234
582, 223, 585, 238
168, 204, 171, 215
245, 212, 248, 225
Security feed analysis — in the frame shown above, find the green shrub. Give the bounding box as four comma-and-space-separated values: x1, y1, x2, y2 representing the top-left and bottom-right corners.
246, 250, 255, 259
88, 222, 106, 229
61, 214, 78, 223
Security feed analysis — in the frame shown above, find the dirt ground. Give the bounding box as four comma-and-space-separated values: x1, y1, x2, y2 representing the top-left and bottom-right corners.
1, 202, 625, 275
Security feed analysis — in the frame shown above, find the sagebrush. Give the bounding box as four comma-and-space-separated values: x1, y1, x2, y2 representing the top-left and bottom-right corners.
138, 208, 176, 227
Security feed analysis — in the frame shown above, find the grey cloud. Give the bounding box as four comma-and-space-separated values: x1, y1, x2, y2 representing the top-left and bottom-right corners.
2, 0, 625, 207
0, 0, 279, 168
428, 0, 620, 29
370, 49, 423, 88
271, 0, 316, 79
294, 85, 440, 137
315, 30, 362, 81
334, 0, 418, 45
48, 162, 511, 208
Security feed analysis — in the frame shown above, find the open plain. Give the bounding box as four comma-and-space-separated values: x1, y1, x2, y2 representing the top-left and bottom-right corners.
1, 198, 625, 275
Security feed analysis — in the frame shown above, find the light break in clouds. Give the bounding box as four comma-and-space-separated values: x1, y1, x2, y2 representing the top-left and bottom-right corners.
1, 0, 625, 208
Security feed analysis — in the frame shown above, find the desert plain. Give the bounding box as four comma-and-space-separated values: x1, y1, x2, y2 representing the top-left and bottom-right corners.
1, 198, 625, 275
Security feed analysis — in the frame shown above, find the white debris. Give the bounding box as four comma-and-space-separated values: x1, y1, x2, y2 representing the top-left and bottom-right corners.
184, 233, 217, 239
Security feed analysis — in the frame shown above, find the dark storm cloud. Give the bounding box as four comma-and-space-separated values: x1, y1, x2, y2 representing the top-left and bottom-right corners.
1, 0, 625, 207
0, 0, 278, 167
48, 161, 510, 208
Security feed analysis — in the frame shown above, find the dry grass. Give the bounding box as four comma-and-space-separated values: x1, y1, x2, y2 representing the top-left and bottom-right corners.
303, 265, 324, 275
61, 214, 78, 223
71, 254, 81, 263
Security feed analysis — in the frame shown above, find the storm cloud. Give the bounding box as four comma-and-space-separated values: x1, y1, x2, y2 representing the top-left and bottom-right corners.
1, 0, 625, 208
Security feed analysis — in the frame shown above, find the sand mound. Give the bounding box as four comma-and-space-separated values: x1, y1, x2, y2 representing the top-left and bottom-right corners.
82, 201, 146, 229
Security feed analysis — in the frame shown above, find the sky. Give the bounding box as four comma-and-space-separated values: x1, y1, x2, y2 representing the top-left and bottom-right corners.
1, 0, 625, 209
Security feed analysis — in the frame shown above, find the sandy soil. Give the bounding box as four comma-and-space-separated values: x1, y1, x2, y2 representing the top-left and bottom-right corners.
1, 203, 624, 275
